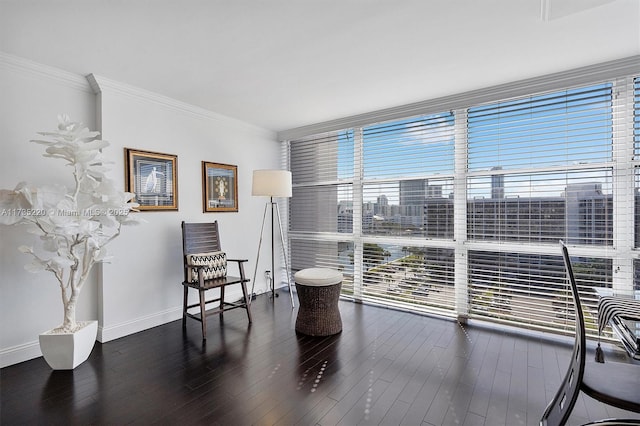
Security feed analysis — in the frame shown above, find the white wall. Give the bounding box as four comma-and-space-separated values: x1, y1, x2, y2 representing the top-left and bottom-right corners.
90, 75, 281, 342
0, 55, 99, 367
0, 54, 281, 367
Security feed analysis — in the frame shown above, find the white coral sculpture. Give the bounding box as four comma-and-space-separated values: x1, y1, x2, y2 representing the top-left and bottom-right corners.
0, 115, 141, 333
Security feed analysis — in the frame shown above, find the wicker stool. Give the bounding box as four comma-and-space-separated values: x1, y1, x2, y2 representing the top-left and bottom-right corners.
294, 268, 343, 336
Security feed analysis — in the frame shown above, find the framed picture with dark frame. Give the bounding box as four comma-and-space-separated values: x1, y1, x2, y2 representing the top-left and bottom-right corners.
202, 161, 238, 212
125, 148, 178, 211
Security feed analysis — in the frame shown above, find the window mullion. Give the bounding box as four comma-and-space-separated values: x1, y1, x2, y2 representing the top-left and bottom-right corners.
353, 128, 364, 301
454, 108, 469, 318
612, 77, 635, 294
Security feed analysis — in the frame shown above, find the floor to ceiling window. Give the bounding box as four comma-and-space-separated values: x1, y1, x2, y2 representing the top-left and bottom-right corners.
284, 58, 639, 339
466, 83, 615, 333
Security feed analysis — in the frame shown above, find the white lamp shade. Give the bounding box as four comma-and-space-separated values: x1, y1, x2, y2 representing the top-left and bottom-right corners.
252, 169, 292, 197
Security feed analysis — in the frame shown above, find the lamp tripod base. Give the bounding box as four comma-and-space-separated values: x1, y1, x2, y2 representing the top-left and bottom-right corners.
266, 270, 279, 299
251, 199, 295, 308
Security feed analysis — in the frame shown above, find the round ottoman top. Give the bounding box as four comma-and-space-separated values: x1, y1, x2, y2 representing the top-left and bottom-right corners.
294, 268, 343, 286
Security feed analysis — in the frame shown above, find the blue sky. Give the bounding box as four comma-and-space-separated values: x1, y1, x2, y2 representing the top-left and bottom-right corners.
335, 83, 615, 203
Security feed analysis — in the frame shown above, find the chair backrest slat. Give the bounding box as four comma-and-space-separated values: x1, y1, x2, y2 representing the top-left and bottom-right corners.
182, 221, 222, 255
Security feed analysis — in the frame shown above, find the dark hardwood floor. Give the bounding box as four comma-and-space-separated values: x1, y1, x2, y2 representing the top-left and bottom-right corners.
2, 292, 639, 425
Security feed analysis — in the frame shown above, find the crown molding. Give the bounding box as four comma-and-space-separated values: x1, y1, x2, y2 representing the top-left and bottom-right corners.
0, 51, 91, 92
87, 74, 275, 138
279, 55, 640, 141
0, 52, 274, 139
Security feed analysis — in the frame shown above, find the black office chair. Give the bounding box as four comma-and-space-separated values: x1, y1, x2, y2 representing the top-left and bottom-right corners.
539, 241, 640, 426
181, 221, 252, 339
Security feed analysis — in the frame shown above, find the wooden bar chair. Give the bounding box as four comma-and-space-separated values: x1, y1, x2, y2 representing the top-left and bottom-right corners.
181, 221, 252, 339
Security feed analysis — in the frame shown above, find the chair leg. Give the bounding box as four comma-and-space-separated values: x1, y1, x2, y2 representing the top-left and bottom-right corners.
199, 290, 207, 340
220, 286, 225, 319
238, 260, 252, 323
241, 281, 253, 323
182, 285, 188, 329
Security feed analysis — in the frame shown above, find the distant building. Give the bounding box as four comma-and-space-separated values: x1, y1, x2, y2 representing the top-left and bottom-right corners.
375, 194, 390, 217
491, 166, 504, 199
564, 183, 610, 245
354, 181, 612, 243
400, 179, 425, 205
427, 184, 443, 198
467, 182, 611, 244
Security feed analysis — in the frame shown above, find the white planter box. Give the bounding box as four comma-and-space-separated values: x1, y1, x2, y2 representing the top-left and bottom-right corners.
39, 321, 98, 370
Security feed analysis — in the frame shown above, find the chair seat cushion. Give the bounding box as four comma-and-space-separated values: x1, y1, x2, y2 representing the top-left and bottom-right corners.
187, 251, 227, 282
582, 359, 640, 412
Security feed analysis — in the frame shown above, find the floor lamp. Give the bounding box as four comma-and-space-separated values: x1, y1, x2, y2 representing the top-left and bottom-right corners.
251, 169, 295, 308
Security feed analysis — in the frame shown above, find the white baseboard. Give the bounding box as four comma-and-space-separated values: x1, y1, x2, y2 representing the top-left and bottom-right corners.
0, 340, 42, 368
98, 307, 183, 343
1, 308, 183, 368
1, 299, 246, 367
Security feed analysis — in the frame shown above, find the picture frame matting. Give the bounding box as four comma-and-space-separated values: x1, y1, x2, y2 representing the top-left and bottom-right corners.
202, 161, 238, 212
125, 148, 178, 211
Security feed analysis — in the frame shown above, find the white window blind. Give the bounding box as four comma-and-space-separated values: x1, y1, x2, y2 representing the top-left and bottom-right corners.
466, 83, 618, 334
468, 251, 612, 334
467, 169, 613, 245
290, 184, 353, 233
290, 239, 355, 294
362, 114, 455, 179
287, 131, 356, 289
468, 84, 613, 172
633, 77, 640, 159
362, 178, 454, 238
362, 113, 455, 239
467, 84, 614, 246
286, 67, 639, 340
357, 113, 457, 312
289, 130, 354, 235
635, 78, 640, 250
360, 244, 455, 314
635, 167, 640, 249
290, 131, 353, 185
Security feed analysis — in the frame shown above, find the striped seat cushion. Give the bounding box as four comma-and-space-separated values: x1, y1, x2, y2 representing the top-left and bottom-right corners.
187, 251, 227, 282
598, 296, 640, 334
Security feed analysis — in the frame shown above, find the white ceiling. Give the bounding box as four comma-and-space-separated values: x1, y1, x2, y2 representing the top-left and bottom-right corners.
1, 0, 638, 133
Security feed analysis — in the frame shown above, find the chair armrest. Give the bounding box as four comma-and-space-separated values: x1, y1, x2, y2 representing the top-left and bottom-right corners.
227, 259, 249, 282
182, 264, 206, 286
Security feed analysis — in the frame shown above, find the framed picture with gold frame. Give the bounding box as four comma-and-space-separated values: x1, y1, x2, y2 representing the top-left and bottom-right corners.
202, 161, 238, 212
125, 148, 178, 211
